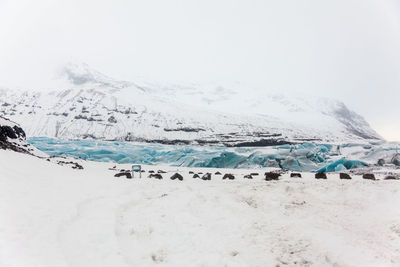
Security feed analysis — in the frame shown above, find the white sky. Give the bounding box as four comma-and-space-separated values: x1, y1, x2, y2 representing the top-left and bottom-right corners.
0, 0, 399, 141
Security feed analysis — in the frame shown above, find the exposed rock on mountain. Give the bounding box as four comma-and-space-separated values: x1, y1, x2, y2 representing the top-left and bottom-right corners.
0, 116, 43, 156
0, 63, 382, 146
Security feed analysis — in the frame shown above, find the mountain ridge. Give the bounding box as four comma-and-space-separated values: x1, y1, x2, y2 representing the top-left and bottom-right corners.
0, 63, 382, 146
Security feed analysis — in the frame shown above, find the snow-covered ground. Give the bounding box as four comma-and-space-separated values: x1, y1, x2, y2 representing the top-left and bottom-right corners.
1, 149, 400, 267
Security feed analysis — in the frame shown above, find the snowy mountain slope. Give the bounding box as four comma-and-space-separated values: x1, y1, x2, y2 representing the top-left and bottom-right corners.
0, 63, 381, 145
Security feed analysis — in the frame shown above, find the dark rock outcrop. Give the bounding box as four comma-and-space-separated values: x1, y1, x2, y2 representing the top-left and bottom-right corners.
108, 116, 117, 123
230, 139, 292, 147
193, 173, 200, 178
362, 173, 376, 180
0, 116, 35, 155
339, 173, 351, 179
265, 172, 280, 181
201, 173, 211, 180
114, 171, 132, 178
222, 173, 235, 180
315, 172, 327, 179
57, 160, 84, 170
243, 174, 252, 179
290, 172, 302, 178
215, 171, 222, 175
384, 175, 399, 180
0, 125, 25, 141
170, 173, 183, 181
148, 173, 163, 179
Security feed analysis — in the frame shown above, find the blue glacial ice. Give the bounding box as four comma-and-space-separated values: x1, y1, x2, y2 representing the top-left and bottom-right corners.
28, 137, 399, 172
316, 158, 368, 173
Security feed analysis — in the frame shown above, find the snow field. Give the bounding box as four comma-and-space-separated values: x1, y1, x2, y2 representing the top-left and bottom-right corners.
1, 150, 400, 267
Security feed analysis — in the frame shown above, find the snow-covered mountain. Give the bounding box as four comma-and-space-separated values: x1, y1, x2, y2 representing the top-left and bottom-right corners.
0, 63, 381, 145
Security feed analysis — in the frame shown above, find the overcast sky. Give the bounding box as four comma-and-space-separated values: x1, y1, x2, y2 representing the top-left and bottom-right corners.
0, 0, 399, 140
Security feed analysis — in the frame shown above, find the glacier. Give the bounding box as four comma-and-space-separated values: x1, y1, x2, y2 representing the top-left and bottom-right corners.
28, 137, 400, 172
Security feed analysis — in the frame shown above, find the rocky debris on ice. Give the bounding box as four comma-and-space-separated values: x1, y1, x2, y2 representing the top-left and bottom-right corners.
56, 160, 84, 170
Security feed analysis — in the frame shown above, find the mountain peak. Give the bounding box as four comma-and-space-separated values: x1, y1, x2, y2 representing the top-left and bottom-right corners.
60, 63, 131, 89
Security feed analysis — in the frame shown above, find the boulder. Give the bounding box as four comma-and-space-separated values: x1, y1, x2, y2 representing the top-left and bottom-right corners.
243, 174, 253, 179
222, 173, 235, 180
148, 173, 163, 179
170, 173, 183, 181
315, 172, 327, 179
157, 170, 167, 174
264, 172, 280, 181
290, 172, 302, 178
193, 173, 200, 178
384, 175, 399, 180
339, 173, 352, 179
250, 173, 259, 176
215, 171, 222, 175
114, 172, 132, 178
201, 173, 211, 180
362, 173, 375, 180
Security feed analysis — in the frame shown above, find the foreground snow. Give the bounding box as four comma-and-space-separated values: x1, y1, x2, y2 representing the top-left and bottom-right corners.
1, 150, 400, 267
